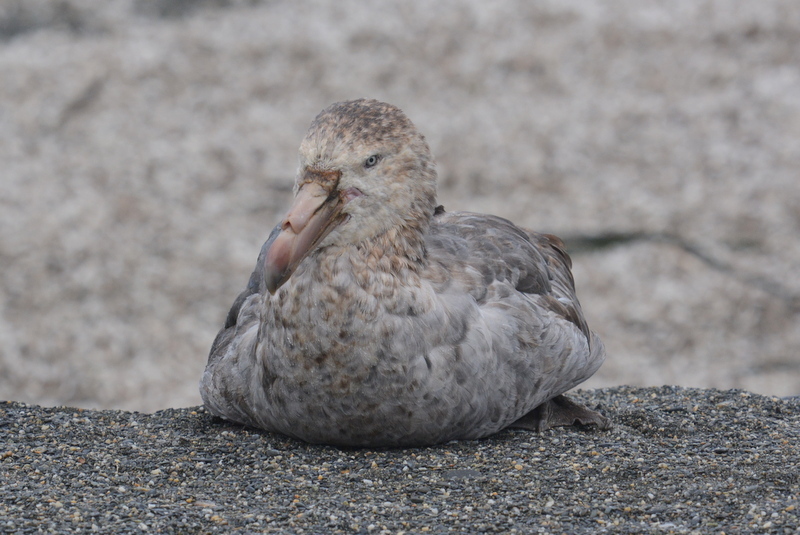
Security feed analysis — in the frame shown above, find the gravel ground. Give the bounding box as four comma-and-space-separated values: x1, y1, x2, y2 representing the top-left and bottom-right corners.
1, 386, 798, 534
1, 0, 800, 412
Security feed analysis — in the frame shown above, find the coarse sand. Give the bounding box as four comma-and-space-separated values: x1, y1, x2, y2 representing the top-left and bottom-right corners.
1, 386, 798, 533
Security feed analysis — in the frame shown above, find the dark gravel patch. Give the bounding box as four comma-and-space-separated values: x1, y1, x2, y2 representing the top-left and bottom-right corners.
1, 386, 798, 534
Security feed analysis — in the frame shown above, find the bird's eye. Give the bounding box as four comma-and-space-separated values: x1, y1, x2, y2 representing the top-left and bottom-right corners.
364, 155, 380, 168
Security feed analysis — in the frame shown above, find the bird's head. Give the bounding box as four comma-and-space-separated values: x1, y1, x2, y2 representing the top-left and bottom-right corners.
263, 99, 437, 294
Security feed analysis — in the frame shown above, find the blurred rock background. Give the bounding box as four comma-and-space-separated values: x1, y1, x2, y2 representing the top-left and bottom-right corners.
1, 0, 798, 412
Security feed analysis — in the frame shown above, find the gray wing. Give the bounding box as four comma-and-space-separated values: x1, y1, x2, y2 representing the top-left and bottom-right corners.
201, 225, 280, 423
428, 210, 590, 341
424, 210, 605, 430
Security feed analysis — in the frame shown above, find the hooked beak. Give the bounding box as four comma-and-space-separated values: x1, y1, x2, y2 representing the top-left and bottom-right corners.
263, 170, 361, 294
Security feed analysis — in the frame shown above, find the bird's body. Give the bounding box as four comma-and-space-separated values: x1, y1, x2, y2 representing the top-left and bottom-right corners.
201, 99, 608, 447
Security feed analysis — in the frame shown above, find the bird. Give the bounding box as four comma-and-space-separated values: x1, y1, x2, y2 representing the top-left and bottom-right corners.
200, 99, 609, 447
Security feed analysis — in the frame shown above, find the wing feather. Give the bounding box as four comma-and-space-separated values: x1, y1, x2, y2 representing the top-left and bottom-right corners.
428, 211, 590, 340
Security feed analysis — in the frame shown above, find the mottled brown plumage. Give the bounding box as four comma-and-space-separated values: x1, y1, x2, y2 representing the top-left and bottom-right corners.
200, 99, 609, 446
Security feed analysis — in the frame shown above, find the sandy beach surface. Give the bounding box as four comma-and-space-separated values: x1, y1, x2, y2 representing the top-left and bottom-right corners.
1, 0, 799, 412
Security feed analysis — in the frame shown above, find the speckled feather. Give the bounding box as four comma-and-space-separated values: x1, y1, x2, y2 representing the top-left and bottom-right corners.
201, 99, 606, 447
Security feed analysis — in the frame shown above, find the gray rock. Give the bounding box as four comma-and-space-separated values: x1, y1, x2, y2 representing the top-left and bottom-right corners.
1, 1, 799, 412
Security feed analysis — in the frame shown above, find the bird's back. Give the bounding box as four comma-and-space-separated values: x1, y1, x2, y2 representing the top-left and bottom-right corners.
420, 210, 605, 429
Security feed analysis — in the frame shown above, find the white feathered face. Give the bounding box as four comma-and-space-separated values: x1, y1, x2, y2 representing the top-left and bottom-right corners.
263, 99, 437, 294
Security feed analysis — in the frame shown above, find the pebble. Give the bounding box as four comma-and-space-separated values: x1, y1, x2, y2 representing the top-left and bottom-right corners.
1, 386, 798, 533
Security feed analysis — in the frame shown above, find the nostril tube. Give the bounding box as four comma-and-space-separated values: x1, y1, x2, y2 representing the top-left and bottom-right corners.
341, 187, 363, 203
